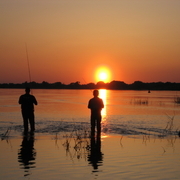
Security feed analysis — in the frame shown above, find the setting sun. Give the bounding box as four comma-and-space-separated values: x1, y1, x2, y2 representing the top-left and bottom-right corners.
99, 72, 108, 81
95, 66, 111, 83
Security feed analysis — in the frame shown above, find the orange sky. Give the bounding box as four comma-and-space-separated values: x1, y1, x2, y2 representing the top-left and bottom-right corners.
1, 0, 180, 84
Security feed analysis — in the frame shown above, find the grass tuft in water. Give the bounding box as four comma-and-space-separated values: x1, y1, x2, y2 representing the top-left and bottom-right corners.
162, 113, 180, 137
1, 127, 11, 140
131, 98, 149, 105
174, 96, 180, 104
52, 125, 91, 160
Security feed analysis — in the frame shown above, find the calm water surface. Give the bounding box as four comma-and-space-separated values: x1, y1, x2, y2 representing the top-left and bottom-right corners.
0, 89, 180, 179
0, 89, 180, 136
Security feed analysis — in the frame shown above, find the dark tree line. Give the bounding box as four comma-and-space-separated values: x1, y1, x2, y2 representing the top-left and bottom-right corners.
0, 80, 180, 90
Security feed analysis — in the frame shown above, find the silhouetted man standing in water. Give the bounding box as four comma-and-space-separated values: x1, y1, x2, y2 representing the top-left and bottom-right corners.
88, 89, 104, 137
19, 87, 38, 132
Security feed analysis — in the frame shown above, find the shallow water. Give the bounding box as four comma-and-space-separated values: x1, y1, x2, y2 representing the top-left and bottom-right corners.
0, 89, 180, 179
0, 89, 180, 136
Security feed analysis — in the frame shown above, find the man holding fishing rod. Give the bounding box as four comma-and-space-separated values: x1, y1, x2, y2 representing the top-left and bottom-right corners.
88, 89, 104, 137
19, 87, 38, 132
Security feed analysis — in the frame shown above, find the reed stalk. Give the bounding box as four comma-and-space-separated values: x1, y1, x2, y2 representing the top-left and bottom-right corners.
174, 96, 180, 104
1, 127, 11, 140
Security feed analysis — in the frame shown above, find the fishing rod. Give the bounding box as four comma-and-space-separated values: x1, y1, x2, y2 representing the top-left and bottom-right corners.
25, 43, 33, 94
25, 43, 32, 83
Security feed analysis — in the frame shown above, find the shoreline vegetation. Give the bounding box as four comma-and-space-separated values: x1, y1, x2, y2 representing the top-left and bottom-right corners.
1, 80, 180, 90
1, 114, 180, 141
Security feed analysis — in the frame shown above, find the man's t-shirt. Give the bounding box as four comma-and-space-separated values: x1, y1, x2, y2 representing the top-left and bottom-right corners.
88, 97, 104, 116
19, 94, 37, 112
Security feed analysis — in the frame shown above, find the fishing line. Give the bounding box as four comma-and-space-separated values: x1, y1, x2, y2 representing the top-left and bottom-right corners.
82, 77, 93, 92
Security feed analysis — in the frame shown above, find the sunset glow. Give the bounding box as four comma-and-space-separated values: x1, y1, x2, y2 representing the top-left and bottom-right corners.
1, 1, 180, 84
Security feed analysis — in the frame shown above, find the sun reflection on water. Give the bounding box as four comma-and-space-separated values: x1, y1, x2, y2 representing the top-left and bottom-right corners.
99, 89, 109, 136
99, 89, 107, 116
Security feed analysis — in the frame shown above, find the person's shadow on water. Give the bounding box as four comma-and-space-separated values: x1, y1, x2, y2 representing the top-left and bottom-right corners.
18, 132, 36, 177
88, 134, 103, 172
